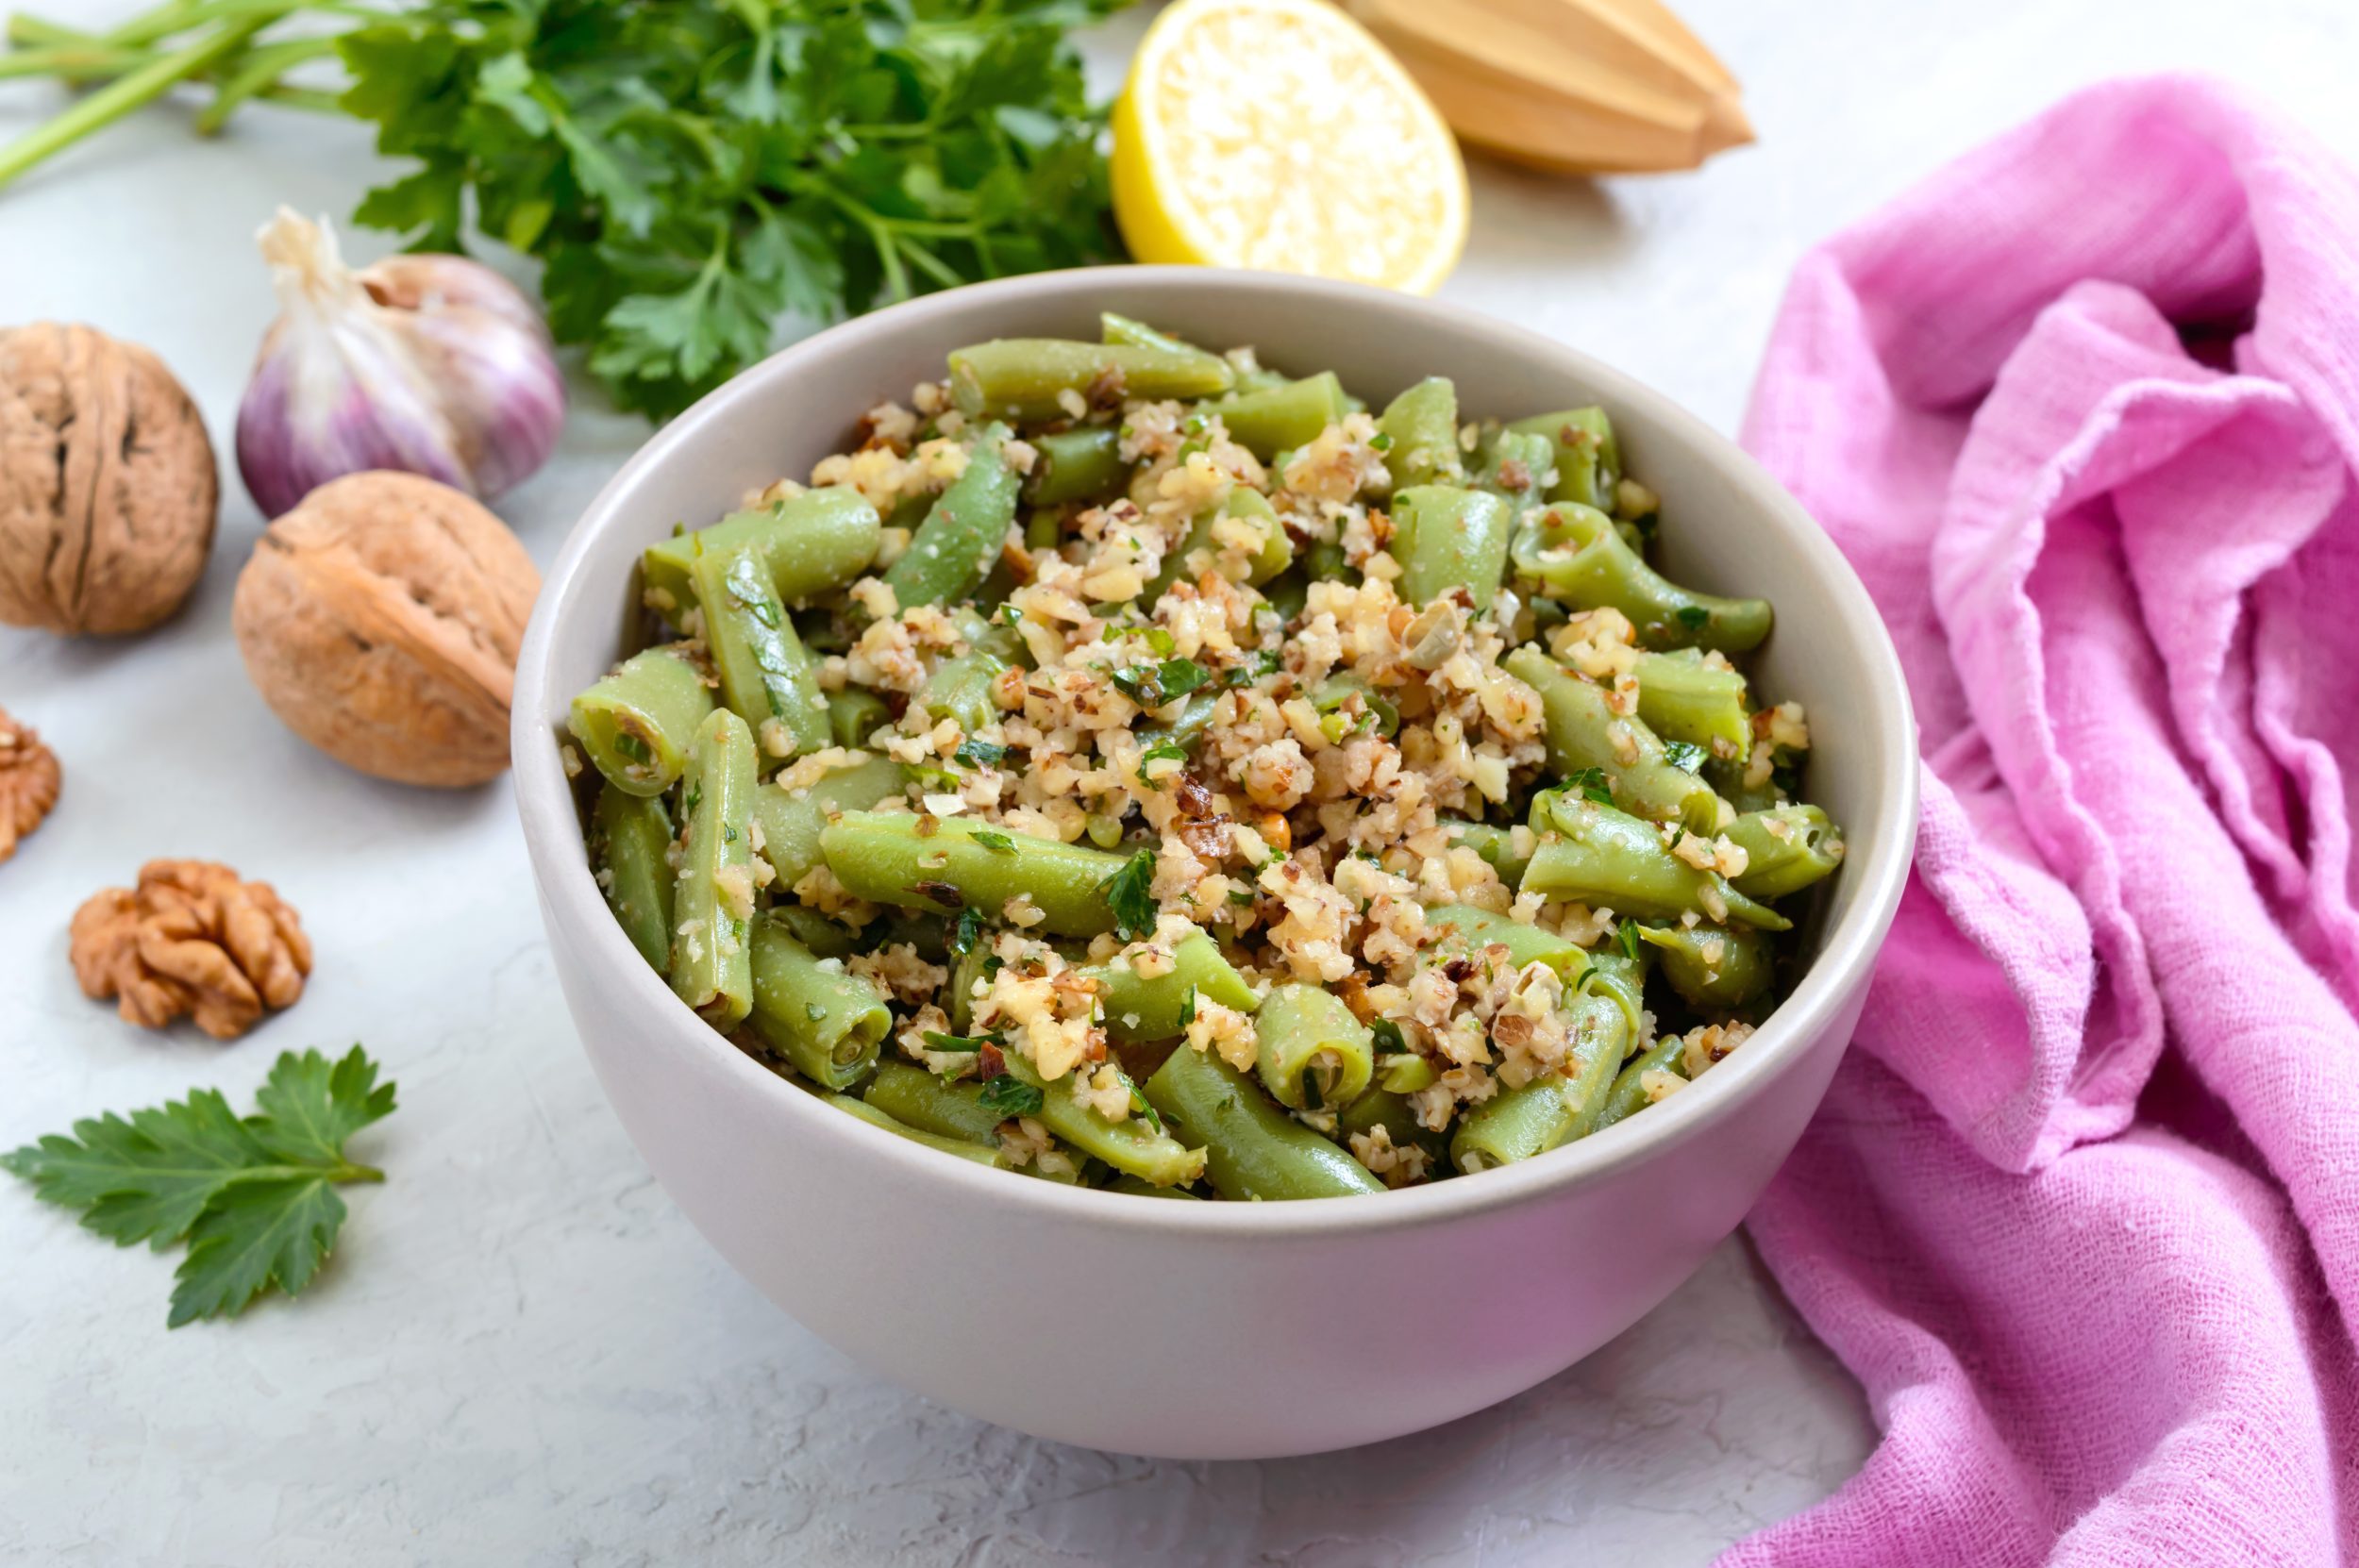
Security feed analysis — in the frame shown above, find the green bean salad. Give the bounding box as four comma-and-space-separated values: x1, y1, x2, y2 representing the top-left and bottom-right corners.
565, 314, 1844, 1200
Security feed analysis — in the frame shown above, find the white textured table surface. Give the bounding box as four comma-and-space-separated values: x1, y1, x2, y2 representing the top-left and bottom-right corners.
4, 4, 2352, 1563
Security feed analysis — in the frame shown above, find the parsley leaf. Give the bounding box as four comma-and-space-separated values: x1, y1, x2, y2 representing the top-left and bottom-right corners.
4, 1047, 396, 1327
971, 829, 1018, 855
947, 907, 988, 958
955, 738, 1009, 769
922, 1031, 998, 1054
1566, 767, 1615, 806
1674, 606, 1712, 629
1225, 649, 1283, 688
979, 1075, 1046, 1117
1664, 741, 1708, 773
1110, 658, 1212, 709
1616, 922, 1645, 962
1129, 1086, 1163, 1135
1096, 849, 1159, 941
1176, 984, 1198, 1031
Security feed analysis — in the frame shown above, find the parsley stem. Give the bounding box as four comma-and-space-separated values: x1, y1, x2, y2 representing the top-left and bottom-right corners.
0, 45, 145, 81
0, 16, 268, 192
334, 1163, 386, 1185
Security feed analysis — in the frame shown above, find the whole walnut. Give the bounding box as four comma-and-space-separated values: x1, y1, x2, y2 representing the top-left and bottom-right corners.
232, 471, 539, 787
0, 323, 219, 634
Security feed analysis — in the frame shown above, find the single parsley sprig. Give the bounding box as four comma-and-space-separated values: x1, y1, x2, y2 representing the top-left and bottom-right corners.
4, 1046, 396, 1327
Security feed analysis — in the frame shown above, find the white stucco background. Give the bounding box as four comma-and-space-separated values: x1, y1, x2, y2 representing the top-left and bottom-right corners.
3, 3, 2348, 1562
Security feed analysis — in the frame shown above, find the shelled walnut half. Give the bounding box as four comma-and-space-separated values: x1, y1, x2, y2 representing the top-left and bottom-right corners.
70, 860, 312, 1040
0, 705, 59, 862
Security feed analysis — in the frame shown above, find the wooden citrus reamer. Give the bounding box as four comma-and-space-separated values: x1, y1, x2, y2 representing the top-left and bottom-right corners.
1339, 0, 1753, 174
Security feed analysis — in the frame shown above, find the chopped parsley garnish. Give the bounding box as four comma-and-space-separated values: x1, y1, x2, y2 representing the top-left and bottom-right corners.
1111, 657, 1211, 709
614, 732, 651, 765
947, 907, 987, 957
1129, 1086, 1163, 1134
908, 763, 963, 792
1664, 741, 1708, 773
1368, 431, 1394, 451
979, 1075, 1045, 1117
1369, 1018, 1406, 1052
1176, 985, 1198, 1031
954, 738, 1008, 769
971, 829, 1018, 855
1616, 922, 1645, 962
1096, 849, 1159, 940
1566, 767, 1614, 806
922, 1031, 996, 1053
1225, 648, 1283, 688
1674, 605, 1711, 629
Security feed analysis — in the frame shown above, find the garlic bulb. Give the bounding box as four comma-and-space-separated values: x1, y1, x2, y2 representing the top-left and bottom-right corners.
237, 209, 565, 519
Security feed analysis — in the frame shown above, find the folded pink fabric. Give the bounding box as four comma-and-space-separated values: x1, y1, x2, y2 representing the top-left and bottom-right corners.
1723, 78, 2359, 1565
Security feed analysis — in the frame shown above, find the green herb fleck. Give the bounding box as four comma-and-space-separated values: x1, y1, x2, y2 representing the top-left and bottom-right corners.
979, 1075, 1046, 1117
1176, 985, 1198, 1031
948, 908, 988, 957
1129, 1086, 1163, 1135
1675, 606, 1712, 629
1664, 741, 1708, 773
1096, 849, 1159, 941
1111, 658, 1212, 709
971, 829, 1019, 855
922, 1031, 997, 1054
955, 738, 1009, 769
1616, 922, 1645, 962
1566, 767, 1614, 807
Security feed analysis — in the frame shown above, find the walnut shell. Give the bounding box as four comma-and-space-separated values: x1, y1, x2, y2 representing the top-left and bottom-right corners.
232, 471, 539, 787
0, 323, 219, 635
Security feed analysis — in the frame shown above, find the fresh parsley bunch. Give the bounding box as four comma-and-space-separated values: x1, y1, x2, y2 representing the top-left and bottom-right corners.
339, 0, 1135, 418
6, 1047, 396, 1326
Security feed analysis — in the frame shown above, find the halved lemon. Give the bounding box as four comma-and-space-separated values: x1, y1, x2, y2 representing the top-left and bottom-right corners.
1112, 0, 1471, 296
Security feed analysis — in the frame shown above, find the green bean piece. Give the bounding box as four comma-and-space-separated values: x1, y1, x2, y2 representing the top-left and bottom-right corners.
668, 709, 759, 1027
1254, 984, 1375, 1110
772, 902, 859, 959
689, 542, 831, 758
1581, 947, 1653, 1038
918, 650, 1008, 736
881, 423, 1023, 611
1392, 485, 1512, 610
1082, 932, 1260, 1044
568, 645, 714, 796
1027, 426, 1129, 507
1140, 688, 1220, 753
1521, 797, 1790, 931
1303, 539, 1350, 583
749, 754, 908, 888
592, 782, 675, 970
864, 1059, 1006, 1145
1506, 408, 1620, 510
641, 488, 882, 618
827, 689, 890, 751
1594, 1035, 1690, 1132
1632, 649, 1750, 763
1512, 503, 1772, 654
747, 919, 891, 1091
1025, 506, 1064, 552
819, 811, 1134, 938
875, 911, 952, 963
1635, 923, 1777, 1009
1149, 487, 1295, 599
1425, 903, 1585, 976
1448, 993, 1627, 1174
1378, 375, 1465, 489
992, 1050, 1207, 1188
1723, 804, 1846, 900
1705, 752, 1783, 815
1473, 428, 1557, 512
1142, 1045, 1383, 1200
1211, 372, 1349, 461
1263, 570, 1310, 623
1441, 820, 1534, 885
1100, 311, 1214, 357
1106, 1173, 1203, 1198
826, 1094, 1002, 1167
945, 935, 995, 1034
1504, 646, 1724, 833
948, 339, 1234, 422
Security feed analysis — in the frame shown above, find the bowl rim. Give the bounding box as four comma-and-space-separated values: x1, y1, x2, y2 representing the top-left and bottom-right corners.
513, 264, 1919, 1239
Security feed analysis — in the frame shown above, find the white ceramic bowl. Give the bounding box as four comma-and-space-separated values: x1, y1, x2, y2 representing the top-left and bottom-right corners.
512, 267, 1916, 1460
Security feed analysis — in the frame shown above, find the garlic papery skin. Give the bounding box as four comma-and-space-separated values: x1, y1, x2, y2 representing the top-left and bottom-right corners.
237, 209, 566, 520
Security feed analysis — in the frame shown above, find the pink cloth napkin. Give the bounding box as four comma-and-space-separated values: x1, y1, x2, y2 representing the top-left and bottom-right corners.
1723, 77, 2359, 1565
